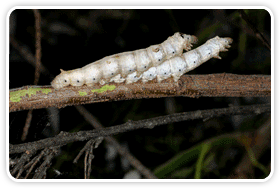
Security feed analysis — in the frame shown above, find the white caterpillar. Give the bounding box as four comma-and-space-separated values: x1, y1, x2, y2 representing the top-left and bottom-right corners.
51, 35, 232, 89
110, 36, 233, 84
51, 32, 198, 89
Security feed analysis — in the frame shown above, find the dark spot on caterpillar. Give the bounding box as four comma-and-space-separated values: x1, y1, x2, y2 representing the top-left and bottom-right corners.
77, 80, 79, 83
64, 80, 67, 82
144, 66, 147, 68
111, 73, 114, 75
194, 61, 196, 63
158, 59, 161, 62
93, 78, 95, 80
208, 52, 211, 55
134, 76, 137, 78
150, 74, 152, 76
164, 72, 167, 75
179, 33, 184, 38
172, 51, 175, 54
129, 69, 132, 72
179, 69, 181, 72
153, 47, 160, 52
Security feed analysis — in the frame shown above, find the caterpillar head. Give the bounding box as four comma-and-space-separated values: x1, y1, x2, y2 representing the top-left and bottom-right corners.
212, 37, 233, 51
179, 33, 198, 50
220, 37, 233, 44
51, 69, 71, 89
219, 37, 233, 48
173, 32, 198, 53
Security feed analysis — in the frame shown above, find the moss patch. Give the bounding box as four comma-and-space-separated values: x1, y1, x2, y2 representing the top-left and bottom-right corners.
10, 88, 51, 102
91, 85, 116, 94
78, 91, 88, 96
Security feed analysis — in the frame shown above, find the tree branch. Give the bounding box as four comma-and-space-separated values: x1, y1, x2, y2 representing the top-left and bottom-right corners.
9, 74, 271, 112
75, 105, 158, 179
9, 103, 271, 154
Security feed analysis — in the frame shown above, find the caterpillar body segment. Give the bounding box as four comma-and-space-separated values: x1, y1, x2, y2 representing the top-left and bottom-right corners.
134, 49, 153, 77
141, 67, 157, 83
83, 63, 103, 86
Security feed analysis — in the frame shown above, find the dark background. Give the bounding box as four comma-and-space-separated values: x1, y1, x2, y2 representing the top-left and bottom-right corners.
9, 9, 271, 179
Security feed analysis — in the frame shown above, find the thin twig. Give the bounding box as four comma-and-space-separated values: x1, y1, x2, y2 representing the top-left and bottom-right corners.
10, 150, 35, 177
87, 145, 94, 179
73, 138, 103, 179
10, 103, 271, 154
33, 9, 42, 85
9, 74, 271, 113
73, 139, 94, 163
21, 110, 33, 141
21, 9, 42, 141
84, 150, 89, 179
239, 10, 271, 51
24, 149, 46, 179
75, 105, 158, 179
33, 147, 59, 179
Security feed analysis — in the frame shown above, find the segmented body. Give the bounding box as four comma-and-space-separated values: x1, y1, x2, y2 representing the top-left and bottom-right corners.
51, 34, 232, 89
113, 36, 233, 84
51, 32, 198, 89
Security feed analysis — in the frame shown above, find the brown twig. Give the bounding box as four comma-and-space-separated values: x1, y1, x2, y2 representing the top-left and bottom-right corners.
21, 110, 33, 141
32, 147, 59, 179
9, 103, 271, 154
33, 9, 42, 85
75, 105, 158, 179
86, 145, 94, 179
73, 139, 94, 164
73, 138, 103, 179
9, 74, 271, 113
10, 150, 35, 178
24, 149, 46, 178
239, 10, 271, 51
21, 9, 42, 141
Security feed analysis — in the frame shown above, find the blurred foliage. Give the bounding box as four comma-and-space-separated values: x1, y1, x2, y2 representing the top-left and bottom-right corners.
9, 9, 271, 179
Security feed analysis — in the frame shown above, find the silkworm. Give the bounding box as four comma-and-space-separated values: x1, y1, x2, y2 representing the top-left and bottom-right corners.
51, 35, 232, 89
113, 36, 233, 84
51, 32, 198, 89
